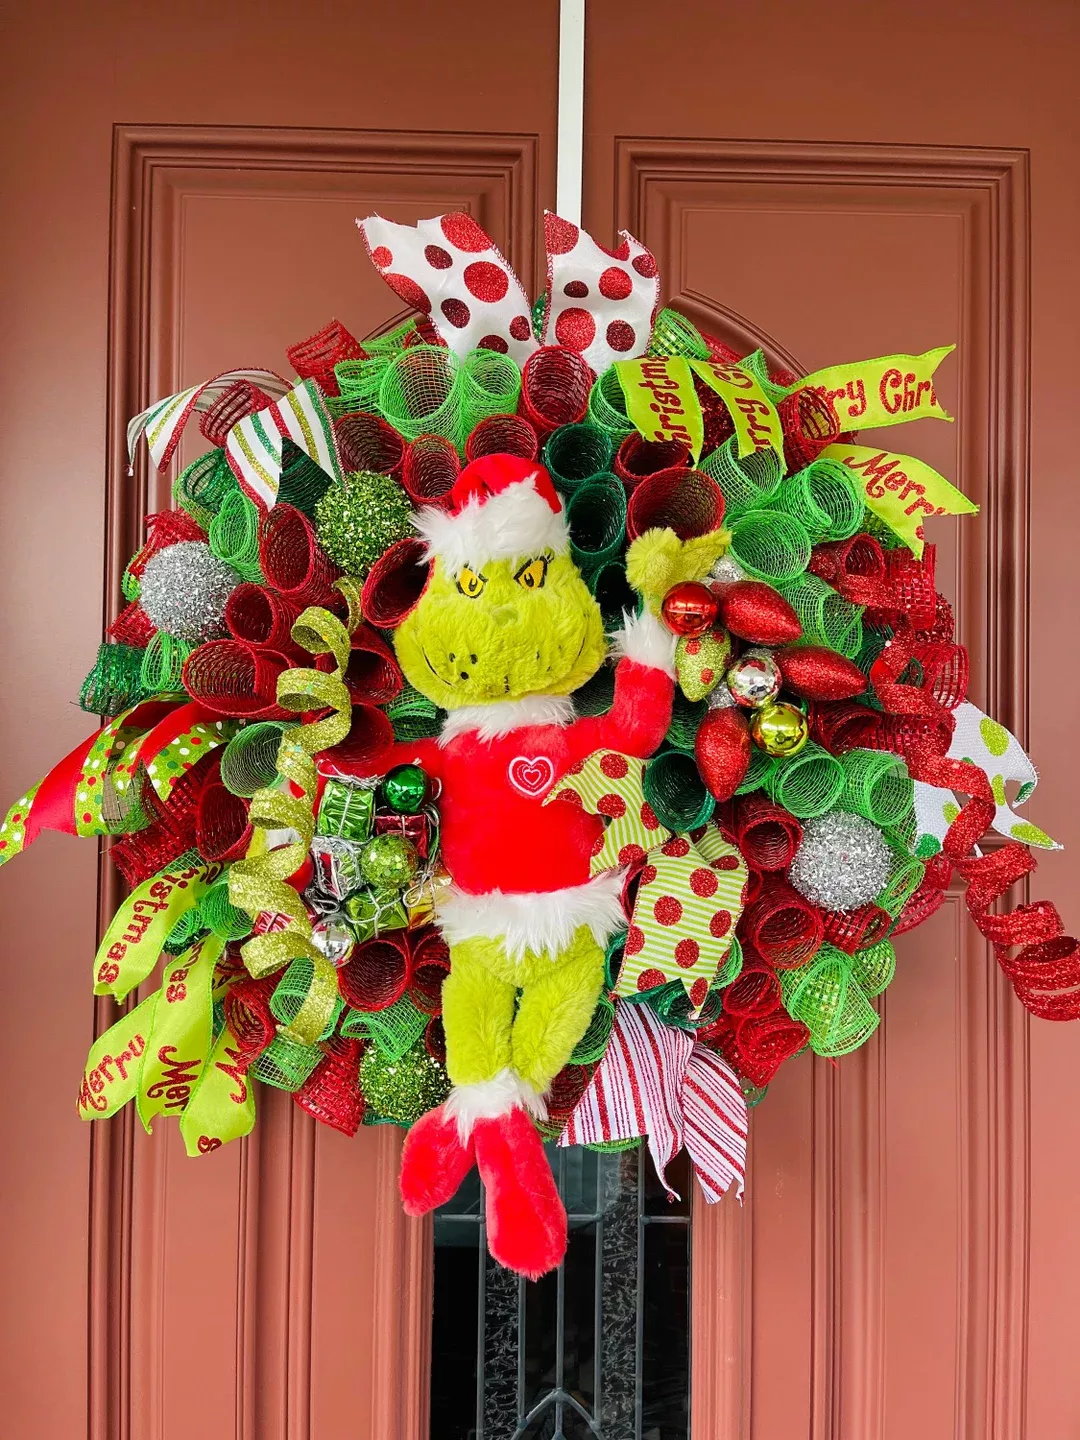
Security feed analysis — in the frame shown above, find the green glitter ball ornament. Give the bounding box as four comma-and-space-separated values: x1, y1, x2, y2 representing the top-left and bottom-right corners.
359, 832, 419, 889
314, 470, 413, 578
360, 1039, 449, 1125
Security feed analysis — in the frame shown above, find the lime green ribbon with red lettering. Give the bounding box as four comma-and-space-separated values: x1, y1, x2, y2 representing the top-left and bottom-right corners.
614, 356, 704, 460
689, 358, 785, 466
229, 581, 360, 1045
821, 441, 977, 557
792, 345, 954, 430
136, 932, 223, 1132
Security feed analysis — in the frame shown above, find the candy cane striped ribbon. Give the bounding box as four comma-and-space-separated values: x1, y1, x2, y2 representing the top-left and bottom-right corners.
127, 368, 290, 472
223, 378, 342, 507
560, 1000, 746, 1201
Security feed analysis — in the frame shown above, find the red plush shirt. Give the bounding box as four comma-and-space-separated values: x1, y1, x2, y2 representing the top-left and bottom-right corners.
336, 658, 673, 897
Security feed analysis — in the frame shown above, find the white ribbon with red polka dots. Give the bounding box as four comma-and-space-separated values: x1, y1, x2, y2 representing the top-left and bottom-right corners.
356, 210, 661, 372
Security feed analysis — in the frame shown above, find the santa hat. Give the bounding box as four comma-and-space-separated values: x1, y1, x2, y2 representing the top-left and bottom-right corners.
412, 455, 569, 573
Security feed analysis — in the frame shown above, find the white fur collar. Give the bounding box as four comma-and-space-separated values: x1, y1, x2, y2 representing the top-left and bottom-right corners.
438, 694, 577, 745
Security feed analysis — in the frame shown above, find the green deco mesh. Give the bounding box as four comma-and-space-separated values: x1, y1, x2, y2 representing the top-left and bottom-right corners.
543, 423, 614, 494
766, 458, 865, 543
666, 692, 707, 752
765, 741, 845, 818
573, 666, 616, 718
251, 1033, 324, 1091
851, 938, 896, 998
219, 721, 290, 797
340, 994, 427, 1060
855, 625, 890, 676
164, 907, 203, 953
779, 944, 880, 1057
378, 345, 463, 447
652, 980, 716, 1030
332, 356, 392, 416
571, 994, 615, 1063
567, 475, 627, 575
588, 560, 638, 631
458, 349, 522, 436
604, 932, 626, 990
644, 749, 715, 831
588, 366, 634, 441
173, 450, 238, 531
715, 932, 744, 990
269, 958, 343, 1040
735, 745, 777, 795
838, 749, 915, 830
647, 308, 710, 360
875, 842, 926, 917
699, 436, 784, 516
531, 291, 548, 339
209, 489, 265, 583
139, 633, 192, 695
277, 441, 334, 518
80, 642, 149, 717
737, 350, 791, 406
727, 509, 812, 583
386, 683, 444, 742
777, 573, 864, 658
198, 873, 252, 940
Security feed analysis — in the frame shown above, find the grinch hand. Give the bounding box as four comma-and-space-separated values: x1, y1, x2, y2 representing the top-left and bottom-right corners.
340, 454, 723, 1276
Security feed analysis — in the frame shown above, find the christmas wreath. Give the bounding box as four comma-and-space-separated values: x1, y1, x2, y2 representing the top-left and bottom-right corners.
4, 210, 1075, 1277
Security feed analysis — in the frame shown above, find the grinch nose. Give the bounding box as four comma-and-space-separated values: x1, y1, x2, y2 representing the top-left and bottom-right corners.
490, 604, 517, 627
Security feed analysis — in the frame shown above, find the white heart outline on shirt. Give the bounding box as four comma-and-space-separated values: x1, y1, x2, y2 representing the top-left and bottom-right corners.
507, 755, 556, 798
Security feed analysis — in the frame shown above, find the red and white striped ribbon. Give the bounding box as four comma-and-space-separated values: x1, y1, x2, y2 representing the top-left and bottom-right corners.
560, 1000, 746, 1201
127, 368, 290, 472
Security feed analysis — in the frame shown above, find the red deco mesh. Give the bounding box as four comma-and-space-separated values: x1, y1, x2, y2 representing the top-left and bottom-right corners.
316, 623, 403, 705
286, 320, 366, 398
338, 934, 411, 1012
334, 413, 407, 478
259, 503, 339, 607
223, 975, 279, 1072
809, 533, 888, 605
700, 333, 742, 365
224, 583, 305, 653
127, 510, 208, 582
819, 903, 893, 955
732, 794, 803, 872
195, 781, 253, 863
402, 434, 461, 507
721, 959, 782, 1019
465, 414, 539, 464
181, 641, 293, 720
109, 753, 215, 887
740, 879, 824, 969
407, 928, 451, 1015
360, 537, 431, 627
778, 386, 841, 473
199, 379, 274, 447
613, 434, 691, 489
625, 467, 725, 542
692, 376, 737, 454
543, 1063, 594, 1132
702, 1011, 810, 1088
519, 346, 593, 436
424, 1014, 446, 1063
293, 1035, 366, 1136
330, 702, 395, 767
889, 879, 947, 936
108, 601, 157, 649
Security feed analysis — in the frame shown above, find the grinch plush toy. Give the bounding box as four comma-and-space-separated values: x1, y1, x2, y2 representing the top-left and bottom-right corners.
345, 453, 683, 1277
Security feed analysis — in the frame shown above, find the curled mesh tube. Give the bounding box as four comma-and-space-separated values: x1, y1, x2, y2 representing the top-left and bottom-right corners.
457, 348, 522, 436
224, 584, 303, 651
727, 509, 812, 583
334, 357, 392, 412
570, 994, 615, 1063
665, 692, 707, 753
643, 748, 715, 831
378, 345, 463, 446
588, 560, 638, 632
181, 641, 292, 719
626, 467, 725, 542
195, 781, 253, 863
542, 423, 614, 493
198, 874, 253, 940
567, 474, 627, 575
250, 1033, 324, 1091
401, 434, 460, 507
465, 413, 538, 463
338, 935, 411, 1012
520, 347, 593, 436
776, 573, 864, 658
838, 749, 914, 829
80, 642, 149, 717
742, 881, 825, 969
334, 412, 406, 476
778, 943, 879, 1058
764, 741, 845, 819
699, 436, 784, 516
209, 490, 265, 584
219, 721, 290, 797
572, 666, 616, 718
270, 958, 343, 1040
647, 308, 710, 359
173, 450, 237, 531
614, 434, 691, 490
386, 682, 443, 743
258, 503, 339, 607
734, 746, 777, 795
874, 842, 925, 917
850, 938, 896, 997
733, 794, 803, 871
340, 994, 427, 1060
588, 366, 634, 440
139, 633, 192, 695
767, 458, 865, 543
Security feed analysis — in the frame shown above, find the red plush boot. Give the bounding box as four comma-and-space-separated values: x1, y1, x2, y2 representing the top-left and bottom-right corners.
399, 1103, 476, 1216
472, 1108, 567, 1278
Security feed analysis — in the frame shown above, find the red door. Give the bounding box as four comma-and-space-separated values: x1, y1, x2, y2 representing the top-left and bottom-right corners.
2, 2, 1078, 1437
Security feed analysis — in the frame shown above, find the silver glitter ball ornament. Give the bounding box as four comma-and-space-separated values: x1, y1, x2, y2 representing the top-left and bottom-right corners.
708, 555, 746, 587
139, 541, 239, 643
788, 811, 893, 912
707, 683, 738, 710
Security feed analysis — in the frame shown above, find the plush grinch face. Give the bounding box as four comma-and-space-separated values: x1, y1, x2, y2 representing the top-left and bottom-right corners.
394, 549, 606, 709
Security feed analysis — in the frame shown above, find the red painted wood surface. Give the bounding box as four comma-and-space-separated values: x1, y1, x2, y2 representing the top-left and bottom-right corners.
2, 2, 1078, 1437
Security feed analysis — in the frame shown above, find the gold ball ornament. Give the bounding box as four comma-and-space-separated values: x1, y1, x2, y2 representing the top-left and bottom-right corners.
749, 700, 810, 757
725, 650, 782, 709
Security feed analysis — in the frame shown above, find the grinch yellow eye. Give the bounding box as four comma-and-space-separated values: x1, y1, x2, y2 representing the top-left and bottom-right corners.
514, 557, 548, 591
456, 565, 487, 599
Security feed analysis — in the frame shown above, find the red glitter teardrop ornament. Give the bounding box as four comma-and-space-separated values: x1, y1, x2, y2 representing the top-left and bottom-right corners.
694, 706, 751, 801
660, 581, 719, 637
775, 645, 867, 701
718, 581, 802, 645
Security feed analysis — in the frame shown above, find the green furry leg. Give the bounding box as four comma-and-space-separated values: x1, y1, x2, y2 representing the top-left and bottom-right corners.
442, 927, 605, 1096
512, 930, 605, 1093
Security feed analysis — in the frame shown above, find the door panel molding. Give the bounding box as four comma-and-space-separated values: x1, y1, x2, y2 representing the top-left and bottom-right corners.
639, 140, 1031, 1439
92, 122, 538, 1440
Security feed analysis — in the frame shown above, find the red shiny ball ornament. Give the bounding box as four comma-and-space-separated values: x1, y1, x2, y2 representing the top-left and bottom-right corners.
695, 706, 751, 801
661, 581, 719, 637
719, 580, 802, 645
774, 645, 867, 701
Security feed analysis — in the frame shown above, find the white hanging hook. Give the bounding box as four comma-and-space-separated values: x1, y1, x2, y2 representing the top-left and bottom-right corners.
556, 0, 586, 225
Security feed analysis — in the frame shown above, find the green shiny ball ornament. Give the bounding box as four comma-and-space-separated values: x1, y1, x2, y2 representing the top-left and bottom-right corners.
380, 763, 428, 814
359, 832, 419, 889
749, 700, 810, 757
359, 1040, 450, 1125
